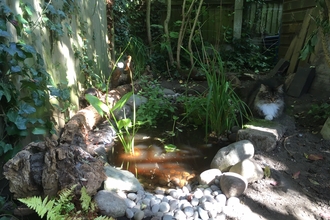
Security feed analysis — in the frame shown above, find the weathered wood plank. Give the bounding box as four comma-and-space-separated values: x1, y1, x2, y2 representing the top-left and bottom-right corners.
287, 8, 313, 74
284, 35, 297, 61
233, 0, 244, 39
283, 0, 316, 11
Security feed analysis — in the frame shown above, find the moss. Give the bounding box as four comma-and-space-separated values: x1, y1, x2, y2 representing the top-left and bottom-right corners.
243, 118, 277, 128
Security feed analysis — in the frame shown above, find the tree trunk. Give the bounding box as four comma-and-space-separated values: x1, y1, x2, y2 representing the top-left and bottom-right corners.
146, 0, 152, 49
188, 0, 204, 67
164, 0, 174, 66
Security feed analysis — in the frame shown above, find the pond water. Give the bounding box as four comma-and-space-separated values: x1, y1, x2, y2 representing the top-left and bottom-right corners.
108, 125, 226, 191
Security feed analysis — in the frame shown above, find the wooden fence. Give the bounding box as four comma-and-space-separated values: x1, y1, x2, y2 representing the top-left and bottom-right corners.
163, 0, 283, 45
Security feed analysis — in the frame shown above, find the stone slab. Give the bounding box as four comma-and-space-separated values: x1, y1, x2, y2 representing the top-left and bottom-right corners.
237, 115, 294, 152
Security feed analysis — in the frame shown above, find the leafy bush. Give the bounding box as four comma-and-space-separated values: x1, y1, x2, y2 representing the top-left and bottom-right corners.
136, 77, 176, 127
308, 103, 330, 120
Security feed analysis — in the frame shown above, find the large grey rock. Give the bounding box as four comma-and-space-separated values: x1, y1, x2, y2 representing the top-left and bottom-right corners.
237, 115, 294, 152
219, 172, 247, 198
94, 190, 127, 218
210, 140, 254, 172
321, 117, 330, 140
127, 94, 148, 108
229, 159, 264, 183
104, 165, 143, 192
198, 169, 222, 185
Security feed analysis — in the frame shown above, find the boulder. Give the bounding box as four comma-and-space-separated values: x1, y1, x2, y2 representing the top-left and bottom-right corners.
103, 165, 143, 192
94, 190, 127, 218
210, 140, 254, 172
229, 159, 264, 183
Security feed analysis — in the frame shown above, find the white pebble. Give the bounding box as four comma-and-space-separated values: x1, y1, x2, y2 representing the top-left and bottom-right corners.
159, 202, 170, 212
203, 188, 212, 196
183, 206, 194, 217
194, 189, 204, 199
226, 197, 240, 207
163, 214, 174, 220
182, 186, 190, 195
125, 198, 136, 208
215, 194, 227, 207
169, 200, 179, 211
126, 208, 134, 218
174, 210, 186, 219
191, 198, 199, 206
151, 204, 160, 213
127, 192, 137, 201
198, 207, 209, 220
134, 210, 144, 220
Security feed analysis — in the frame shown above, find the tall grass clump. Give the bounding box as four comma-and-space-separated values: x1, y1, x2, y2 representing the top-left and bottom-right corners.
191, 46, 250, 137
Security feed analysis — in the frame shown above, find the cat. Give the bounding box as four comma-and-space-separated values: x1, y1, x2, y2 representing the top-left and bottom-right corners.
251, 80, 285, 120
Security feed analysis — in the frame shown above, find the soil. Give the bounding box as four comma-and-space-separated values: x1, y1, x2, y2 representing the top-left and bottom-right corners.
160, 78, 330, 220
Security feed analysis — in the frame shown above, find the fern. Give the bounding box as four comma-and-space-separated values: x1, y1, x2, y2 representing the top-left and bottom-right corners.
80, 186, 95, 212
18, 196, 61, 220
17, 185, 114, 220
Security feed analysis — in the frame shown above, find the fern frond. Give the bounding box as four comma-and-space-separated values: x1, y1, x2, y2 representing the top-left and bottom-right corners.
57, 185, 77, 204
80, 186, 92, 212
18, 196, 54, 219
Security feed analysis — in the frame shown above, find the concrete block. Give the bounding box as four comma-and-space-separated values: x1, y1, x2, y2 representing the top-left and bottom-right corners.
321, 117, 330, 140
237, 115, 294, 151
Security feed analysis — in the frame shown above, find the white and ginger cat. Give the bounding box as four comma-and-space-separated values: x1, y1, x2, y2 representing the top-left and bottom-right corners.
253, 83, 284, 120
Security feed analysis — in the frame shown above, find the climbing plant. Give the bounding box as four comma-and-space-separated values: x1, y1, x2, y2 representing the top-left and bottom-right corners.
0, 3, 57, 160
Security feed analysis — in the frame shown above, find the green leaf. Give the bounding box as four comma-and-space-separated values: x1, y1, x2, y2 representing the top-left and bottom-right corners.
15, 14, 28, 24
0, 141, 13, 155
32, 127, 47, 135
0, 82, 12, 102
112, 92, 133, 111
18, 102, 36, 114
0, 30, 10, 39
169, 31, 179, 38
85, 94, 109, 117
117, 118, 132, 130
24, 3, 34, 16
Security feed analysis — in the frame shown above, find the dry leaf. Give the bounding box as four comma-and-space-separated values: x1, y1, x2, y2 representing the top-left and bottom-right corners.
304, 153, 309, 159
308, 178, 320, 185
308, 154, 324, 161
292, 171, 300, 179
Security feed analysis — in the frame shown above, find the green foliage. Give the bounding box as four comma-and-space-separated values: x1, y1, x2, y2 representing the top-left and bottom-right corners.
308, 103, 330, 120
187, 46, 251, 137
73, 40, 107, 92
177, 94, 207, 126
18, 186, 111, 220
221, 26, 273, 73
136, 77, 176, 127
0, 4, 59, 159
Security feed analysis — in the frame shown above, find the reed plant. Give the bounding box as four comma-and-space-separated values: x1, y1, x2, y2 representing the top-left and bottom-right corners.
183, 46, 250, 138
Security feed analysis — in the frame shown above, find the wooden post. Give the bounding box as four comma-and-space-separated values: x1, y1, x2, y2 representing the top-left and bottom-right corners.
233, 0, 243, 39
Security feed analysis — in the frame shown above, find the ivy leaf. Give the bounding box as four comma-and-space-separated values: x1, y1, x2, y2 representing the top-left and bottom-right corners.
11, 65, 22, 73
24, 3, 34, 16
0, 82, 12, 102
15, 14, 28, 25
32, 127, 47, 135
0, 30, 10, 39
0, 141, 13, 155
15, 115, 27, 130
21, 44, 37, 55
18, 102, 36, 115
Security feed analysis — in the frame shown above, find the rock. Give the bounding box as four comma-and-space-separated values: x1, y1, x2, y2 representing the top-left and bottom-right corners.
210, 140, 254, 171
198, 169, 222, 185
113, 104, 132, 120
127, 94, 148, 108
163, 88, 176, 95
94, 190, 127, 218
229, 159, 264, 183
237, 115, 294, 151
103, 165, 143, 192
321, 117, 330, 140
219, 172, 247, 198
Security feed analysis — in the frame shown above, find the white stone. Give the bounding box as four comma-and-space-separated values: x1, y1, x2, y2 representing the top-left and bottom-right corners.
210, 140, 254, 171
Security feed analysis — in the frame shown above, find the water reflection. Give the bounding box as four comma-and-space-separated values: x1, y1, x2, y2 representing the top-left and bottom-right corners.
108, 127, 223, 190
